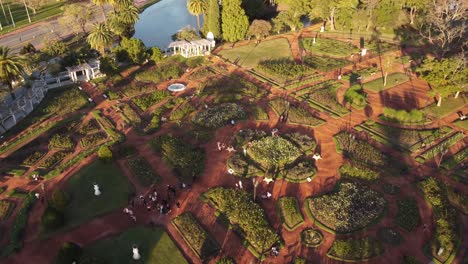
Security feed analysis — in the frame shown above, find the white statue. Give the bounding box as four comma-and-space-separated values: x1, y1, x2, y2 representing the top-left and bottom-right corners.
132, 245, 141, 260
361, 48, 367, 56
320, 25, 325, 32
313, 37, 316, 44
93, 184, 101, 196
243, 147, 247, 156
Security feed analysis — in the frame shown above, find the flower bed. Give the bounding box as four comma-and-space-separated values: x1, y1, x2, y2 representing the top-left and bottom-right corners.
0, 200, 16, 220
78, 119, 100, 135
121, 104, 141, 127
227, 153, 264, 178
172, 212, 220, 261
277, 197, 304, 230
418, 178, 459, 263
301, 229, 323, 247
251, 105, 269, 121
282, 160, 316, 182
339, 163, 380, 181
447, 187, 468, 215
283, 132, 316, 154
21, 151, 46, 167
416, 132, 464, 163
293, 80, 340, 98
80, 132, 107, 148
395, 197, 420, 232
327, 237, 384, 262
256, 58, 315, 83
127, 157, 160, 187
192, 103, 245, 128
301, 38, 358, 57
344, 85, 368, 109
441, 148, 468, 170
40, 151, 72, 169
306, 86, 349, 117
203, 188, 279, 256
48, 134, 74, 150
188, 67, 215, 80
134, 63, 184, 83
363, 72, 409, 92
303, 55, 351, 72
306, 181, 386, 233
248, 136, 301, 169
269, 98, 324, 127
381, 107, 428, 124
377, 228, 403, 245
149, 135, 205, 183
169, 102, 195, 121
201, 75, 266, 99
133, 90, 170, 111
334, 131, 389, 168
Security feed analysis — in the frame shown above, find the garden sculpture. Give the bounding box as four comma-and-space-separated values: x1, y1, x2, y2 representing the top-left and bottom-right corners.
228, 168, 234, 174
93, 184, 101, 196
132, 245, 141, 260
312, 154, 322, 161
264, 177, 274, 184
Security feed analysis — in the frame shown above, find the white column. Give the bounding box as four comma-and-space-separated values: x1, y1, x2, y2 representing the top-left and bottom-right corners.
91, 68, 95, 79
85, 70, 90, 81
9, 109, 16, 124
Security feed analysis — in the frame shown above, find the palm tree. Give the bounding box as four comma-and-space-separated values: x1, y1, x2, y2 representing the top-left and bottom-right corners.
91, 0, 111, 21
87, 23, 114, 55
118, 5, 139, 24
187, 0, 207, 31
108, 13, 128, 38
112, 0, 132, 10
0, 46, 25, 100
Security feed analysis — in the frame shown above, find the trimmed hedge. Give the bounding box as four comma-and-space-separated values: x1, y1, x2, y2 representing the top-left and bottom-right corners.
277, 197, 304, 230
339, 163, 380, 181
327, 237, 384, 262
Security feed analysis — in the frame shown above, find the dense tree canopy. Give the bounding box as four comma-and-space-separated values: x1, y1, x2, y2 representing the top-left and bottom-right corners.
0, 46, 25, 99
247, 19, 272, 40
221, 0, 249, 42
202, 0, 221, 38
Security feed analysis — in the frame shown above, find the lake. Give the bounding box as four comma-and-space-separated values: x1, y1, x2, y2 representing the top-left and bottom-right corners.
134, 0, 199, 49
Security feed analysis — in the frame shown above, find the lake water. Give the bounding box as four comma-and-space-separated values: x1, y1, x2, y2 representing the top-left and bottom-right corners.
134, 0, 199, 49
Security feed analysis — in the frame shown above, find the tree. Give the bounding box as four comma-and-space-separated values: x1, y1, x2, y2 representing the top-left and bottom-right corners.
99, 56, 118, 75
24, 0, 45, 14
43, 40, 68, 57
402, 0, 429, 24
107, 12, 130, 38
148, 47, 163, 63
173, 26, 201, 41
416, 56, 467, 106
222, 0, 249, 42
247, 19, 271, 40
50, 189, 69, 210
309, 0, 359, 31
19, 42, 36, 54
418, 0, 467, 58
242, 0, 264, 20
115, 37, 148, 64
0, 46, 25, 100
59, 4, 93, 34
87, 23, 114, 55
115, 4, 139, 25
187, 0, 207, 31
276, 0, 313, 18
41, 206, 65, 230
273, 10, 302, 32
98, 145, 113, 162
381, 55, 398, 86
202, 0, 221, 38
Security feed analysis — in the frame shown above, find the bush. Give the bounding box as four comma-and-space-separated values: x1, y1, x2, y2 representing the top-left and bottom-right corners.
216, 256, 235, 264
127, 157, 159, 186
169, 103, 195, 121
248, 136, 301, 169
227, 153, 264, 178
201, 75, 266, 99
121, 104, 141, 126
50, 189, 70, 211
41, 151, 72, 169
79, 120, 100, 135
80, 132, 107, 148
133, 90, 170, 111
192, 103, 245, 128
395, 197, 420, 232
54, 242, 82, 264
282, 160, 316, 182
22, 151, 46, 166
278, 197, 304, 230
344, 85, 367, 109
283, 132, 316, 154
98, 146, 113, 162
301, 229, 323, 247
251, 105, 268, 120
135, 64, 184, 83
0, 200, 15, 220
41, 206, 65, 231
327, 237, 384, 261
339, 163, 380, 181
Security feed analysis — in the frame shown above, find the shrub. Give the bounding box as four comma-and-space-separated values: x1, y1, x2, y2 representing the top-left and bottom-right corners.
301, 229, 323, 247
283, 132, 316, 154
121, 104, 141, 126
79, 120, 100, 135
251, 105, 268, 120
48, 134, 74, 150
395, 197, 420, 232
41, 151, 72, 169
50, 189, 70, 211
203, 188, 279, 255
282, 160, 316, 182
201, 75, 266, 99
193, 103, 245, 128
135, 64, 183, 83
42, 88, 89, 116
227, 153, 264, 178
80, 132, 107, 148
22, 151, 46, 166
41, 206, 65, 231
307, 86, 349, 115
344, 85, 367, 109
98, 146, 113, 162
248, 136, 301, 169
307, 181, 386, 233
133, 90, 170, 111
327, 237, 384, 261
144, 107, 164, 132
127, 157, 159, 187
54, 242, 83, 264
216, 257, 235, 264
447, 187, 468, 215
169, 103, 195, 121
402, 255, 421, 264
339, 163, 380, 181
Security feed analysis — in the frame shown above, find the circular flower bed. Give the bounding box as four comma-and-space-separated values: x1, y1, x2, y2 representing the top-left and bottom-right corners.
192, 103, 245, 128
301, 229, 323, 247
248, 136, 301, 169
307, 181, 386, 233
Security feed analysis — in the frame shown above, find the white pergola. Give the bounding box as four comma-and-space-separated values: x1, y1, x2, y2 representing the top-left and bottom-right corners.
168, 39, 215, 58
66, 59, 102, 82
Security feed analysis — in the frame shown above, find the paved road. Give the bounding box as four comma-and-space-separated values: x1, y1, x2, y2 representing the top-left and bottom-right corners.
0, 5, 109, 53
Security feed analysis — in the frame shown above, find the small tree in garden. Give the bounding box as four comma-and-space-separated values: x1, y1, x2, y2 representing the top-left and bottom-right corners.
247, 19, 272, 40
50, 189, 70, 210
54, 242, 83, 264
114, 37, 148, 64
381, 55, 397, 86
98, 145, 113, 162
222, 0, 249, 42
273, 11, 303, 32
41, 206, 65, 230
149, 47, 163, 63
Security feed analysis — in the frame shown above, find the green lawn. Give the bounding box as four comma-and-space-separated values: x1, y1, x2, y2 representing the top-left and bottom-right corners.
363, 72, 409, 92
423, 95, 467, 119
82, 226, 188, 264
218, 38, 292, 68
62, 161, 134, 229
0, 1, 65, 36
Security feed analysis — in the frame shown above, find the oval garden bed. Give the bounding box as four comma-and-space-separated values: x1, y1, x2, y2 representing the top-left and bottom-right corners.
306, 181, 386, 233
301, 229, 323, 247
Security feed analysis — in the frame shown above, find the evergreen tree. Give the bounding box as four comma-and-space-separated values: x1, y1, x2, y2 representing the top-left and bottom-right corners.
221, 0, 249, 42
202, 0, 221, 38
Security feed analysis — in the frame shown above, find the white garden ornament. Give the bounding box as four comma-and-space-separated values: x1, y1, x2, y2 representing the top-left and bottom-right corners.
132, 245, 141, 260
263, 177, 274, 184
93, 184, 101, 196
